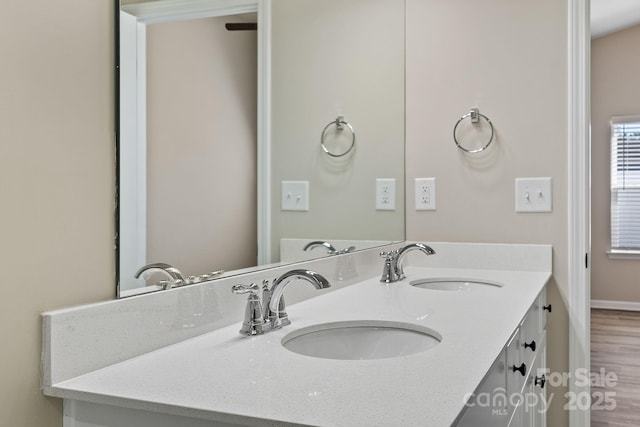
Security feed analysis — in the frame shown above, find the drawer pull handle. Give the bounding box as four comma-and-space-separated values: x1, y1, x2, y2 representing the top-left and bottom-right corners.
524, 340, 537, 352
511, 363, 526, 376
543, 304, 552, 312
535, 374, 546, 389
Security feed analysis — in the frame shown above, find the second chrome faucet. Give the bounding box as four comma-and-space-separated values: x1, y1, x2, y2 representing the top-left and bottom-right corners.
380, 243, 436, 283
232, 269, 331, 336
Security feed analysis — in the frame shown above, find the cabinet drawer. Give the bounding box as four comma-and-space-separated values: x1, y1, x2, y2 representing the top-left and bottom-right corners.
538, 288, 548, 332
506, 328, 526, 397
520, 307, 540, 374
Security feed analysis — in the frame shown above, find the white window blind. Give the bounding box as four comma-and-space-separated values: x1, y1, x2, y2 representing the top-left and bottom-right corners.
611, 116, 640, 250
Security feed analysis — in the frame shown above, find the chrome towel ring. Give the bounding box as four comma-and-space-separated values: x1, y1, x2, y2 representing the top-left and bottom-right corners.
321, 116, 356, 157
453, 108, 494, 153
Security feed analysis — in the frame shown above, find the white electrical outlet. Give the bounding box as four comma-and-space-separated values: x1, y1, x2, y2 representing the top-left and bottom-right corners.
376, 178, 396, 211
281, 181, 309, 211
515, 177, 552, 212
415, 177, 436, 210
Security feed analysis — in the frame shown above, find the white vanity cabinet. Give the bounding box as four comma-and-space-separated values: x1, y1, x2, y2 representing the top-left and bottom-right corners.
455, 286, 548, 427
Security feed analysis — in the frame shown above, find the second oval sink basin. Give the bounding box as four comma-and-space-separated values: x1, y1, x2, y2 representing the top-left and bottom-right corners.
281, 321, 441, 360
411, 278, 502, 292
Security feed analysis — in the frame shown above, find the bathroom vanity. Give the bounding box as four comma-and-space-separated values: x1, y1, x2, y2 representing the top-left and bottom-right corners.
42, 243, 551, 427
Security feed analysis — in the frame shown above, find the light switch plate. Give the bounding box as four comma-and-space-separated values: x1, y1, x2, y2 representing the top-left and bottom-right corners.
281, 181, 309, 211
376, 178, 396, 211
515, 177, 552, 212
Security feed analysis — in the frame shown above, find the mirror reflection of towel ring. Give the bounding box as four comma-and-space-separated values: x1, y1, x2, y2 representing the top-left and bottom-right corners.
453, 108, 494, 154
321, 116, 356, 157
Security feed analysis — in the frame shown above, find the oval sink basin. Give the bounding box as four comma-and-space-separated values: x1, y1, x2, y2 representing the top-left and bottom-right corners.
411, 278, 502, 292
281, 320, 441, 360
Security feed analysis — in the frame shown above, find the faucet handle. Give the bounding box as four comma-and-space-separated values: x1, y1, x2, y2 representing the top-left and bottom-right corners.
232, 283, 266, 336
232, 283, 260, 295
380, 250, 400, 283
379, 250, 398, 260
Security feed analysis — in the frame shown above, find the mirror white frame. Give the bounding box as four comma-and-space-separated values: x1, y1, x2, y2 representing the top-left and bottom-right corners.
118, 0, 271, 295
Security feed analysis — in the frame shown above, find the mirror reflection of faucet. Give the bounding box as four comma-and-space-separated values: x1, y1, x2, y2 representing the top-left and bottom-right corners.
232, 269, 331, 336
134, 263, 224, 290
300, 241, 358, 280
380, 243, 436, 283
303, 241, 356, 255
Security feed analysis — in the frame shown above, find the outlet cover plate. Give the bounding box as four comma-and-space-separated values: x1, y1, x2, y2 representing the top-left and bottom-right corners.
415, 177, 436, 211
376, 178, 396, 211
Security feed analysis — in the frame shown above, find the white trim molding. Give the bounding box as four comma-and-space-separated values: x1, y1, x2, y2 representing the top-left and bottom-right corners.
122, 0, 258, 24
119, 11, 147, 293
568, 0, 591, 427
607, 249, 640, 260
592, 299, 640, 311
117, 0, 265, 295
256, 0, 272, 265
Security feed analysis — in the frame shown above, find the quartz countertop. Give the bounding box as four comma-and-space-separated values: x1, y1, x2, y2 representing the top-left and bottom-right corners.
45, 267, 550, 427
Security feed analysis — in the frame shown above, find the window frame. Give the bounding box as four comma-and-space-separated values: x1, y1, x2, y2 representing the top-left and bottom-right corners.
608, 115, 640, 258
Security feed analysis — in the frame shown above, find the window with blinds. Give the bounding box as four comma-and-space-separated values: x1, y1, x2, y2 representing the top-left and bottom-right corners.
611, 116, 640, 251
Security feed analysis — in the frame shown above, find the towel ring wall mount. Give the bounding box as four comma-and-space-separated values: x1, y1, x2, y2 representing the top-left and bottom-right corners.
453, 108, 494, 154
321, 116, 356, 158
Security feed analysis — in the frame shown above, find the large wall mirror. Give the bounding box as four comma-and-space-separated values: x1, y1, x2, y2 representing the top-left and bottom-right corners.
117, 0, 406, 297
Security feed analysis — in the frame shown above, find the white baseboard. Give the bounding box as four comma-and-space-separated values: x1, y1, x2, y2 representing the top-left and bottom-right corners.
591, 299, 640, 312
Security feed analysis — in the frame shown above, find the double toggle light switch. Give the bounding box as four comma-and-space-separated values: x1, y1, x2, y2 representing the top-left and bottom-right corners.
515, 177, 552, 212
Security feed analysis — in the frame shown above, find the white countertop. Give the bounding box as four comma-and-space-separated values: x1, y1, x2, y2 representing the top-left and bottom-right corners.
45, 266, 549, 427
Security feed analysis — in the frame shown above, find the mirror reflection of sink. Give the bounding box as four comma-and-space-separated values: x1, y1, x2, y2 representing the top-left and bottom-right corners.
411, 278, 502, 292
281, 321, 441, 360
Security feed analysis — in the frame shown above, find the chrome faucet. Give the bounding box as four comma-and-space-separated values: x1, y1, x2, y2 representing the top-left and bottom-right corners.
336, 246, 356, 255
135, 263, 186, 290
135, 263, 224, 290
303, 241, 356, 255
379, 243, 436, 283
304, 241, 337, 254
395, 243, 436, 280
232, 269, 331, 336
266, 270, 330, 329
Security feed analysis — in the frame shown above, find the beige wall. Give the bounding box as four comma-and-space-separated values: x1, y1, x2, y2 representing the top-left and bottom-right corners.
405, 0, 570, 424
591, 24, 640, 302
0, 1, 115, 426
270, 0, 405, 261
1, 1, 575, 426
146, 16, 257, 275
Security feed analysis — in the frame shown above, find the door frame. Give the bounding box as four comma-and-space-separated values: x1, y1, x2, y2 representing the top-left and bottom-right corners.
117, 0, 270, 294
568, 0, 591, 426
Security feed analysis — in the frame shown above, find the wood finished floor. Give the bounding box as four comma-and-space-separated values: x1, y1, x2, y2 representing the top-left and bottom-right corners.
591, 309, 640, 427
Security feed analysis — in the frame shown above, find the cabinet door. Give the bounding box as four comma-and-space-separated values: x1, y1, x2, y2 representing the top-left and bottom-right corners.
515, 334, 547, 427
506, 328, 526, 398
508, 400, 525, 427
528, 338, 547, 427
455, 349, 509, 427
521, 289, 548, 379
520, 311, 537, 375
